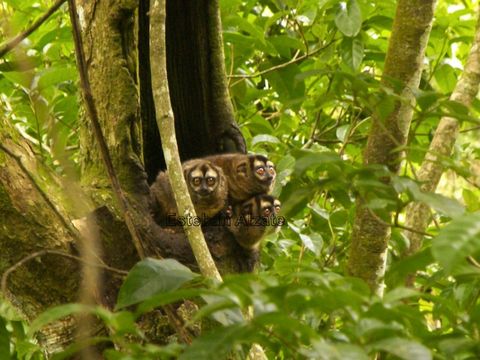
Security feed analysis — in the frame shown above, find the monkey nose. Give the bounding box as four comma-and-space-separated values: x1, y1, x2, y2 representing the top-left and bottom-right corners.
199, 188, 211, 197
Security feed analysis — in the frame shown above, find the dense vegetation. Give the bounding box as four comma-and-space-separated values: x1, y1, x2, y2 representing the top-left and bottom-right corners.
1, 0, 480, 359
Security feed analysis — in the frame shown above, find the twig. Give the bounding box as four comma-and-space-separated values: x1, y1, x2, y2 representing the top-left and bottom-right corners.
67, 0, 145, 259
228, 38, 337, 79
0, 0, 67, 58
467, 255, 480, 269
364, 205, 433, 238
1, 249, 128, 295
0, 143, 80, 240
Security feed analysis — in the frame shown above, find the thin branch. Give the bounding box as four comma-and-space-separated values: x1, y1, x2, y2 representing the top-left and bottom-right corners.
0, 143, 80, 240
364, 204, 433, 238
228, 38, 337, 79
67, 0, 145, 259
0, 0, 67, 58
1, 249, 128, 295
467, 255, 480, 269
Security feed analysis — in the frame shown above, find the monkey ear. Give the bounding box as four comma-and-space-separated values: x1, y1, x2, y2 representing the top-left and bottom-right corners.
236, 161, 247, 175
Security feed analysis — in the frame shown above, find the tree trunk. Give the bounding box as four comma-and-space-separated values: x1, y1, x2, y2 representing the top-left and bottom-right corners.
78, 0, 148, 199
347, 0, 436, 295
402, 11, 480, 264
0, 118, 80, 352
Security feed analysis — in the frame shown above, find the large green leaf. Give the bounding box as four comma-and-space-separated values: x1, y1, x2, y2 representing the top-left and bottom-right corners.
432, 212, 480, 273
116, 258, 199, 309
335, 0, 362, 37
371, 338, 432, 360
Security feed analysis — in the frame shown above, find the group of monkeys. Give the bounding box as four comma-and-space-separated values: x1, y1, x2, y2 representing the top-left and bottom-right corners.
150, 153, 282, 249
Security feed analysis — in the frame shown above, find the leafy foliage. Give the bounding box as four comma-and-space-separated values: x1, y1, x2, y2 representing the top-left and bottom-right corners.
2, 0, 480, 359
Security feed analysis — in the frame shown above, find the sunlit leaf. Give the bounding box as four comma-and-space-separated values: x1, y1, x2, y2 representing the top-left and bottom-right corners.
116, 258, 199, 309
335, 0, 362, 37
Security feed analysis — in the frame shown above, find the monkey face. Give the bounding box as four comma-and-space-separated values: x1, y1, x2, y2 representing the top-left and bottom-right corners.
239, 194, 277, 225
252, 157, 276, 186
183, 160, 227, 216
188, 165, 220, 197
234, 155, 276, 196
228, 194, 282, 249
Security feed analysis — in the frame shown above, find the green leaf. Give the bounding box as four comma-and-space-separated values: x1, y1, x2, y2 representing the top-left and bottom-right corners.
179, 324, 254, 360
393, 177, 464, 218
36, 66, 77, 91
463, 189, 480, 212
251, 134, 281, 146
434, 64, 457, 93
2, 71, 33, 89
384, 287, 420, 304
335, 0, 362, 37
29, 304, 90, 335
432, 212, 480, 273
340, 36, 364, 70
303, 340, 369, 360
412, 191, 464, 218
116, 258, 199, 309
294, 149, 343, 174
371, 338, 432, 360
136, 288, 208, 315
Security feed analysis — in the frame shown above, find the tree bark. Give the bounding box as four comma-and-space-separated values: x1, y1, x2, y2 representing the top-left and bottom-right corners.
403, 11, 480, 260
77, 0, 148, 199
347, 0, 436, 296
0, 118, 80, 352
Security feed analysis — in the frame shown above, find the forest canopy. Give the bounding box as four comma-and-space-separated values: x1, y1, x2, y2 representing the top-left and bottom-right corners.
1, 0, 480, 359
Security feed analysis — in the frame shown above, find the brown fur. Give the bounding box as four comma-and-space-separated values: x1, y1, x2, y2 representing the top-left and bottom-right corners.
227, 194, 281, 249
150, 159, 228, 225
204, 153, 276, 203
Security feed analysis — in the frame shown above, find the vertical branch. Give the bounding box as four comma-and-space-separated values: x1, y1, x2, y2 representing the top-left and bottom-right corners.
67, 0, 145, 259
149, 0, 222, 281
403, 9, 480, 273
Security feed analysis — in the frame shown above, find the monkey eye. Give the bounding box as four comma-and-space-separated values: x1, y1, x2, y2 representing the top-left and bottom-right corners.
256, 167, 266, 176
269, 167, 275, 175
263, 208, 271, 216
192, 177, 202, 186
274, 205, 281, 213
206, 177, 216, 186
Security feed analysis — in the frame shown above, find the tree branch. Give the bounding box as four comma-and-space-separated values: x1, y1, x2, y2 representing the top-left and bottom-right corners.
67, 0, 145, 259
228, 37, 337, 80
0, 0, 67, 58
